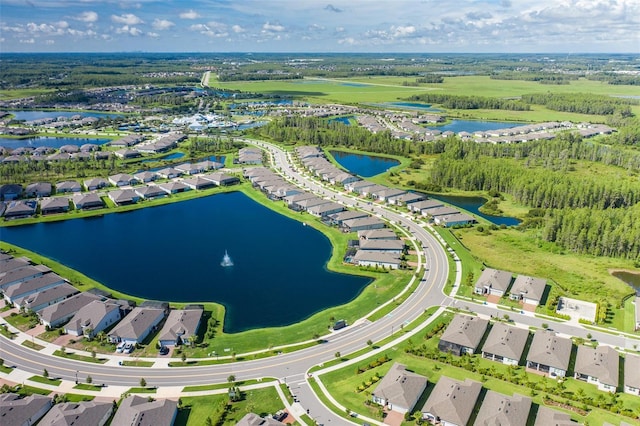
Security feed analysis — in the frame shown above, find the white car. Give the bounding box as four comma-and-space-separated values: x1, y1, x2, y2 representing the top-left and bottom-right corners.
123, 343, 134, 354
115, 342, 125, 353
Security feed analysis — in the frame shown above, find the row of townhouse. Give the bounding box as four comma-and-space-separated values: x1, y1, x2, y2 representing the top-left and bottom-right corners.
0, 393, 178, 426
0, 171, 239, 218
294, 145, 476, 228
0, 252, 203, 348
371, 362, 578, 426
473, 267, 548, 306
437, 314, 640, 394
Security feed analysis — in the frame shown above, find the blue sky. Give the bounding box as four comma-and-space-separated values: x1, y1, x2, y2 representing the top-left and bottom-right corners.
1, 0, 638, 53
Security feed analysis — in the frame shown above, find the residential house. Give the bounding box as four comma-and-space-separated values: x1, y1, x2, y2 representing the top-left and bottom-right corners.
183, 176, 215, 190
111, 396, 177, 426
359, 239, 405, 254
64, 299, 123, 338
195, 160, 224, 171
306, 202, 345, 217
435, 213, 477, 228
353, 250, 401, 270
156, 167, 182, 179
423, 206, 460, 218
72, 193, 104, 210
371, 363, 428, 414
24, 182, 52, 198
83, 177, 109, 191
202, 172, 240, 186
158, 181, 190, 195
237, 413, 285, 426
284, 192, 316, 206
0, 393, 53, 426
175, 163, 204, 175
421, 377, 482, 426
38, 401, 113, 426
40, 197, 70, 215
108, 173, 136, 187
534, 406, 580, 426
135, 185, 167, 200
14, 282, 78, 312
108, 189, 140, 205
0, 183, 23, 200
624, 353, 640, 396
157, 307, 203, 347
342, 216, 386, 232
237, 147, 263, 164
293, 197, 331, 212
438, 314, 489, 356
408, 199, 445, 214
114, 149, 140, 159
387, 192, 426, 206
474, 391, 531, 426
108, 306, 166, 345
330, 172, 359, 186
328, 210, 369, 226
38, 292, 103, 328
474, 268, 513, 297
134, 171, 158, 183
0, 256, 31, 273
481, 323, 529, 366
526, 330, 572, 378
3, 200, 37, 219
360, 184, 388, 198
346, 180, 376, 194
0, 264, 51, 291
373, 188, 406, 203
55, 180, 82, 193
358, 229, 398, 240
509, 275, 547, 306
574, 345, 619, 392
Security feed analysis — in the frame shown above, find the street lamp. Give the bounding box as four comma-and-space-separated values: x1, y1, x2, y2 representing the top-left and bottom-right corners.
75, 371, 78, 384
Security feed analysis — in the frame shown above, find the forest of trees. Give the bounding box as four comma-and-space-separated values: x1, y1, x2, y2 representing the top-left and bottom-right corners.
520, 93, 636, 116
407, 93, 530, 111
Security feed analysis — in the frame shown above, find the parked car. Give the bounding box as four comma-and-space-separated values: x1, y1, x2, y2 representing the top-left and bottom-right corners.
123, 343, 134, 354
116, 342, 125, 353
159, 346, 169, 355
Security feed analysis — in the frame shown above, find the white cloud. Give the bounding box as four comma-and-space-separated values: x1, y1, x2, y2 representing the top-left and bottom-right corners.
263, 22, 285, 32
44, 39, 55, 45
111, 14, 143, 25
115, 25, 143, 36
180, 10, 200, 19
152, 19, 174, 30
232, 25, 245, 33
19, 38, 35, 44
25, 21, 69, 36
74, 11, 98, 23
392, 25, 416, 37
148, 32, 160, 38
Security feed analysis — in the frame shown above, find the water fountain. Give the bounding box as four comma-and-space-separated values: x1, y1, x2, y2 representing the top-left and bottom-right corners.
220, 250, 234, 267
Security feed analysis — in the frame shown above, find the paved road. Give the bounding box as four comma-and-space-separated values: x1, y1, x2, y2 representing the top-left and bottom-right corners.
1, 140, 638, 425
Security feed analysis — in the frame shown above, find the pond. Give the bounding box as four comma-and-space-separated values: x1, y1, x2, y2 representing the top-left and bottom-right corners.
428, 120, 524, 134
330, 151, 400, 178
611, 270, 640, 295
140, 152, 186, 163
328, 116, 352, 126
0, 136, 111, 150
5, 110, 122, 121
0, 192, 370, 333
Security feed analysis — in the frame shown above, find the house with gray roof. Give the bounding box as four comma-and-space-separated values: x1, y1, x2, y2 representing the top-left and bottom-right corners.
65, 299, 122, 338
353, 250, 401, 270
294, 197, 331, 211
342, 216, 386, 232
438, 314, 489, 356
72, 193, 104, 210
328, 210, 369, 226
38, 400, 113, 426
155, 181, 188, 195
108, 173, 136, 187
175, 163, 204, 175
436, 213, 477, 228
509, 275, 547, 306
108, 189, 140, 205
183, 176, 215, 190
345, 180, 376, 194
0, 264, 51, 291
202, 172, 240, 186
574, 345, 619, 392
108, 306, 165, 344
0, 256, 31, 273
83, 177, 109, 191
284, 192, 316, 205
135, 185, 167, 200
40, 197, 70, 215
474, 268, 513, 297
624, 353, 640, 396
134, 171, 158, 183
358, 228, 398, 240
0, 393, 53, 426
371, 363, 428, 414
373, 188, 407, 203
526, 330, 572, 378
156, 167, 182, 179
15, 282, 78, 312
359, 239, 405, 254
25, 182, 52, 198
158, 307, 203, 347
481, 323, 529, 366
387, 192, 426, 206
424, 206, 460, 218
330, 172, 359, 186
473, 391, 531, 426
111, 396, 177, 426
3, 199, 37, 219
409, 199, 445, 214
237, 413, 286, 426
0, 183, 22, 200
361, 184, 388, 198
533, 406, 578, 426
195, 160, 224, 171
307, 202, 345, 217
55, 180, 82, 193
38, 292, 103, 328
421, 377, 482, 426
238, 147, 263, 164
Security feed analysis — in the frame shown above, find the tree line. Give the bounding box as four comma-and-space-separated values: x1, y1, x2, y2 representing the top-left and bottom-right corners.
520, 93, 636, 116
407, 93, 530, 111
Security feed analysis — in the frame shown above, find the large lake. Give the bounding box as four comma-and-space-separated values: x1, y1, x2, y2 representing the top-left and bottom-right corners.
330, 151, 400, 177
0, 136, 111, 150
0, 192, 370, 332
